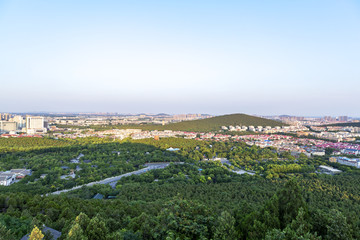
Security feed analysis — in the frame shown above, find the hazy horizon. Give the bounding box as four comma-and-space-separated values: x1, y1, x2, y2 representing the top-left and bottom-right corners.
1, 1, 359, 116
2, 111, 359, 119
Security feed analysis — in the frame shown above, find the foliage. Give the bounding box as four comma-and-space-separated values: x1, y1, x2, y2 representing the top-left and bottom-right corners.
0, 137, 359, 239
29, 225, 44, 240
0, 137, 73, 153
0, 223, 16, 240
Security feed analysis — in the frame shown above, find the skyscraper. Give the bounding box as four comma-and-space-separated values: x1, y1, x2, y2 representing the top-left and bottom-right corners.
338, 116, 348, 122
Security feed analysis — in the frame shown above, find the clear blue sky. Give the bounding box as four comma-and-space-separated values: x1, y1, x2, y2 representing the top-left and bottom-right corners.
1, 0, 359, 116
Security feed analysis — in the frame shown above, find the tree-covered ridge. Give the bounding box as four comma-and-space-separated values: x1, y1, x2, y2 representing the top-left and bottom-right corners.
57, 113, 287, 132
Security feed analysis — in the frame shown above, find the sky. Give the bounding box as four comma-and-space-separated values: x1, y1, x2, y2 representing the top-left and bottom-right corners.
0, 0, 360, 116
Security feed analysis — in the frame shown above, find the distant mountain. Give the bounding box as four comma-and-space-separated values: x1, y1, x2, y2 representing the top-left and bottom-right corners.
155, 113, 171, 116
119, 113, 286, 132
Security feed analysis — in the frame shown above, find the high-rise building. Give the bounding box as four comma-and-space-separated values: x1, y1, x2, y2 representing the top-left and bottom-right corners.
323, 116, 334, 122
338, 116, 348, 122
11, 115, 25, 128
26, 116, 47, 134
2, 113, 11, 121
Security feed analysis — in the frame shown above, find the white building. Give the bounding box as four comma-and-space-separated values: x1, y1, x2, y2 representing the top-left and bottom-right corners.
341, 149, 360, 155
0, 172, 16, 186
333, 157, 360, 168
10, 169, 31, 178
26, 116, 47, 134
229, 126, 236, 131
312, 151, 326, 157
318, 165, 342, 175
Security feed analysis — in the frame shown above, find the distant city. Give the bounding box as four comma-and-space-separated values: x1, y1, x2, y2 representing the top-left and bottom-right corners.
1, 113, 359, 137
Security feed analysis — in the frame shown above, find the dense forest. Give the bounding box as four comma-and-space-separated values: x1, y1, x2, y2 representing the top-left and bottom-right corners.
0, 137, 359, 239
56, 113, 287, 132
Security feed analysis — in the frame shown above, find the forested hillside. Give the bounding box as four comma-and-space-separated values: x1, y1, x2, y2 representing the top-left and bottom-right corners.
0, 137, 359, 239
152, 113, 287, 131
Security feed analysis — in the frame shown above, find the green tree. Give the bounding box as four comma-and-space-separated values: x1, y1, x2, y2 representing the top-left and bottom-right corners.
66, 223, 87, 240
213, 211, 237, 240
266, 207, 320, 240
128, 212, 157, 240
0, 223, 16, 240
278, 179, 306, 228
325, 209, 352, 240
155, 198, 213, 240
74, 213, 90, 233
85, 217, 108, 240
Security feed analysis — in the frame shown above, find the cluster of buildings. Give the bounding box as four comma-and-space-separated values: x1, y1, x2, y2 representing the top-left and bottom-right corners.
0, 113, 48, 135
221, 123, 360, 143
233, 134, 360, 157
51, 128, 143, 140
132, 130, 199, 140
265, 115, 353, 126
307, 130, 360, 142
49, 127, 199, 140
49, 114, 212, 127
266, 115, 350, 123
0, 169, 31, 186
329, 156, 360, 168
322, 116, 349, 123
132, 130, 181, 139
221, 125, 308, 133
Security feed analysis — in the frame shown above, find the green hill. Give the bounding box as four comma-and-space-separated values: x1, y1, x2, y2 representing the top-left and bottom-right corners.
156, 113, 286, 132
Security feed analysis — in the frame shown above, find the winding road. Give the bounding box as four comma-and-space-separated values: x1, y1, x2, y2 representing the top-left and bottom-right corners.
47, 162, 172, 195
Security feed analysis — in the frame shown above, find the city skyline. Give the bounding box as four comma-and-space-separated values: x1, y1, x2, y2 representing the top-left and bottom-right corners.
1, 1, 360, 116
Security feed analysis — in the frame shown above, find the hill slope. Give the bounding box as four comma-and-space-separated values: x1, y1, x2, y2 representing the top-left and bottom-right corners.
112, 113, 286, 132
158, 113, 286, 132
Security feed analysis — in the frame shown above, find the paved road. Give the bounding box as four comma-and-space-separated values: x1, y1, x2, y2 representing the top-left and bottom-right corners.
47, 163, 172, 195
214, 158, 255, 175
